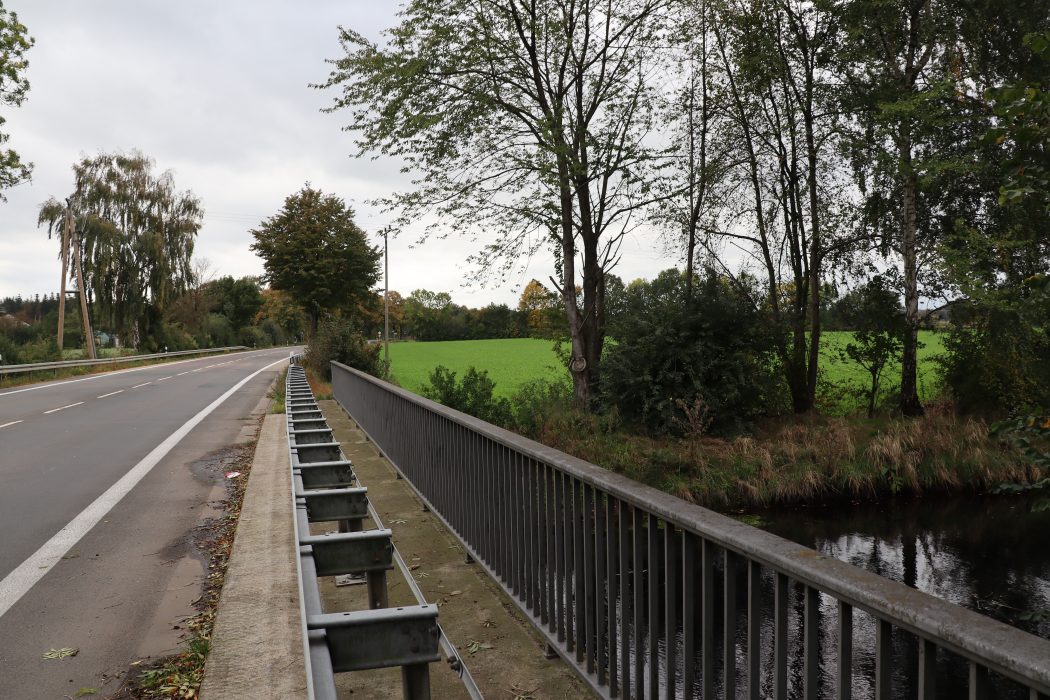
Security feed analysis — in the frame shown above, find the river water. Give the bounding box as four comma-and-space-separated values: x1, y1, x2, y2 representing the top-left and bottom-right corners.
758, 494, 1050, 698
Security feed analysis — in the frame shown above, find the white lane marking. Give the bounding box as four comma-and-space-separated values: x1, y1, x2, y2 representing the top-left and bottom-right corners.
0, 420, 23, 429
177, 371, 190, 376
0, 349, 284, 398
97, 390, 124, 399
131, 382, 151, 389
43, 402, 84, 415
156, 376, 173, 382
191, 368, 203, 373
0, 356, 287, 621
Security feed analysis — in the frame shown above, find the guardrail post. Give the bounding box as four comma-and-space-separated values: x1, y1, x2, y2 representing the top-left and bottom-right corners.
402, 663, 431, 700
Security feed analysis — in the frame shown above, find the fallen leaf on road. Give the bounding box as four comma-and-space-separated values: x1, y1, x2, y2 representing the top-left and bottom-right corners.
75, 688, 98, 697
42, 647, 78, 659
224, 471, 242, 479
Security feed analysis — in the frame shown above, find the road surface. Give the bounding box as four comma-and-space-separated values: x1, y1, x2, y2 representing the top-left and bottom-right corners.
0, 348, 296, 697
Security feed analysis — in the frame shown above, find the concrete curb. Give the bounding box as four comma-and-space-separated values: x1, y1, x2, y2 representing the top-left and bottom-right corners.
200, 413, 308, 699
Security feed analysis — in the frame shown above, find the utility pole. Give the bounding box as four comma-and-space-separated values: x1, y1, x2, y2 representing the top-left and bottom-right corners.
69, 201, 96, 359
56, 207, 71, 353
383, 227, 390, 370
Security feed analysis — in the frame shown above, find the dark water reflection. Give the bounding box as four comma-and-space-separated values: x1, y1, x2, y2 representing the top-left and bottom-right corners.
755, 495, 1050, 698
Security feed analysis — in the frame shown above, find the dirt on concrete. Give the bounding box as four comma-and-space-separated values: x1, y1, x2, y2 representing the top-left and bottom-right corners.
317, 400, 591, 700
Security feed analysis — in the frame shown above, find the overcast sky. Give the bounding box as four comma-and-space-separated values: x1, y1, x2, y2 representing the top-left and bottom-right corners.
0, 0, 673, 308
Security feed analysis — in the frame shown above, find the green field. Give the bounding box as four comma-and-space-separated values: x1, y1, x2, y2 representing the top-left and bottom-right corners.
388, 331, 947, 414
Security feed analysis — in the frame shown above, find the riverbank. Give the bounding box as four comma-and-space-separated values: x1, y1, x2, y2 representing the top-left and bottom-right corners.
529, 400, 1039, 509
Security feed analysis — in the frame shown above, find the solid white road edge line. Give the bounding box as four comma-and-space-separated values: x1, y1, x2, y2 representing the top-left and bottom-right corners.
0, 355, 287, 621
43, 402, 84, 415
0, 348, 284, 398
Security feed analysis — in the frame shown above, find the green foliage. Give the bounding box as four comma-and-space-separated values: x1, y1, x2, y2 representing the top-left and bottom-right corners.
0, 1, 33, 198
989, 32, 1050, 212
601, 270, 782, 435
37, 152, 202, 348
250, 186, 380, 334
422, 365, 512, 427
991, 413, 1050, 511
305, 315, 383, 380
508, 378, 574, 437
940, 279, 1050, 414
834, 277, 907, 417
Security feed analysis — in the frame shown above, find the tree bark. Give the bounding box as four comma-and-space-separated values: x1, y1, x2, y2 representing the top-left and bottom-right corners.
899, 135, 924, 416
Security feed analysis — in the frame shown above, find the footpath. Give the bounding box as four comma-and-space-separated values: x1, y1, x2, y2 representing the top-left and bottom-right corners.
199, 401, 588, 699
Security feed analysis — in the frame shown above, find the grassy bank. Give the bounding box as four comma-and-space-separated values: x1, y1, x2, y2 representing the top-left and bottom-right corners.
387, 332, 946, 415
529, 401, 1036, 509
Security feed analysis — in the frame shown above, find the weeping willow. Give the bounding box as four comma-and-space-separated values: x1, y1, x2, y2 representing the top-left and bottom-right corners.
38, 151, 202, 346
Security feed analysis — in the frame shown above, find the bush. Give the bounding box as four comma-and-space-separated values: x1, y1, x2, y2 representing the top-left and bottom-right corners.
239, 325, 268, 348
422, 365, 512, 426
508, 377, 574, 436
601, 269, 781, 435
306, 315, 383, 380
941, 300, 1050, 414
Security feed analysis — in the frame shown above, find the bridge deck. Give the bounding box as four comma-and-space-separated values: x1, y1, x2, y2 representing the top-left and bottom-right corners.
316, 399, 590, 699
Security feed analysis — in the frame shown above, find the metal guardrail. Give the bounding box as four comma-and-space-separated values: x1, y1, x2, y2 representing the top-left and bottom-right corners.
286, 360, 443, 700
0, 346, 248, 376
331, 361, 1050, 700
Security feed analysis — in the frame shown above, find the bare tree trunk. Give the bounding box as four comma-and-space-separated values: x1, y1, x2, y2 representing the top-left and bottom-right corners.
71, 226, 96, 359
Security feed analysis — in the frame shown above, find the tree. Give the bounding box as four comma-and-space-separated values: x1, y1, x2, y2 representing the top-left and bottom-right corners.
254, 288, 308, 341
834, 277, 906, 418
322, 0, 671, 408
38, 152, 202, 348
207, 276, 264, 330
0, 1, 32, 199
250, 186, 380, 337
517, 280, 563, 338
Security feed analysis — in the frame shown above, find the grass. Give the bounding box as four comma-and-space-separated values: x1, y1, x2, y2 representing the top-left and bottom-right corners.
388, 338, 564, 398
386, 332, 947, 415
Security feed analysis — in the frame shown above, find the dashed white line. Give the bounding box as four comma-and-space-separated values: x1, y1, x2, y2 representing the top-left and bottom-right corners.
97, 390, 124, 399
0, 420, 23, 429
177, 371, 190, 376
191, 368, 203, 373
156, 376, 173, 382
43, 402, 84, 415
132, 382, 151, 389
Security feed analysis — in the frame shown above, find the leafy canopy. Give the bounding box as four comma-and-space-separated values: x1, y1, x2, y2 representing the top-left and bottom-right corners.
250, 186, 380, 331
0, 1, 33, 199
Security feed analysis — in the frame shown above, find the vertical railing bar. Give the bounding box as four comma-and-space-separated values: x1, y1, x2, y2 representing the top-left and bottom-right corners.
969, 662, 989, 700
918, 637, 935, 700
774, 572, 788, 700
664, 525, 679, 700
563, 471, 576, 652
633, 507, 645, 699
594, 488, 607, 684
525, 456, 535, 613
747, 560, 761, 700
648, 515, 660, 700
556, 469, 567, 643
804, 585, 819, 700
702, 539, 716, 700
608, 496, 619, 697
619, 498, 632, 697
875, 618, 892, 700
534, 459, 545, 621
583, 485, 596, 674
838, 601, 853, 700
547, 465, 557, 635
574, 478, 586, 663
682, 533, 697, 700
513, 451, 525, 600
724, 549, 738, 700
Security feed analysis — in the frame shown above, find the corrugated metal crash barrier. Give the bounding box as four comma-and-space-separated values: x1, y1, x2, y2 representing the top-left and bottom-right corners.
330, 360, 1050, 700
286, 362, 442, 700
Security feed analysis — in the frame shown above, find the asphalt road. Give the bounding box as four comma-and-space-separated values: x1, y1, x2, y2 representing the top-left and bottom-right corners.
0, 347, 297, 698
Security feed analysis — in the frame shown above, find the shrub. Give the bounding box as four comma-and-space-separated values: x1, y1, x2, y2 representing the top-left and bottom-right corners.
601, 269, 781, 435
941, 300, 1050, 414
508, 377, 574, 436
306, 315, 383, 380
422, 365, 512, 426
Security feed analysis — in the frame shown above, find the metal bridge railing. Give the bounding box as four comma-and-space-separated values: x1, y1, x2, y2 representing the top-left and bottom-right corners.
332, 360, 1050, 700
